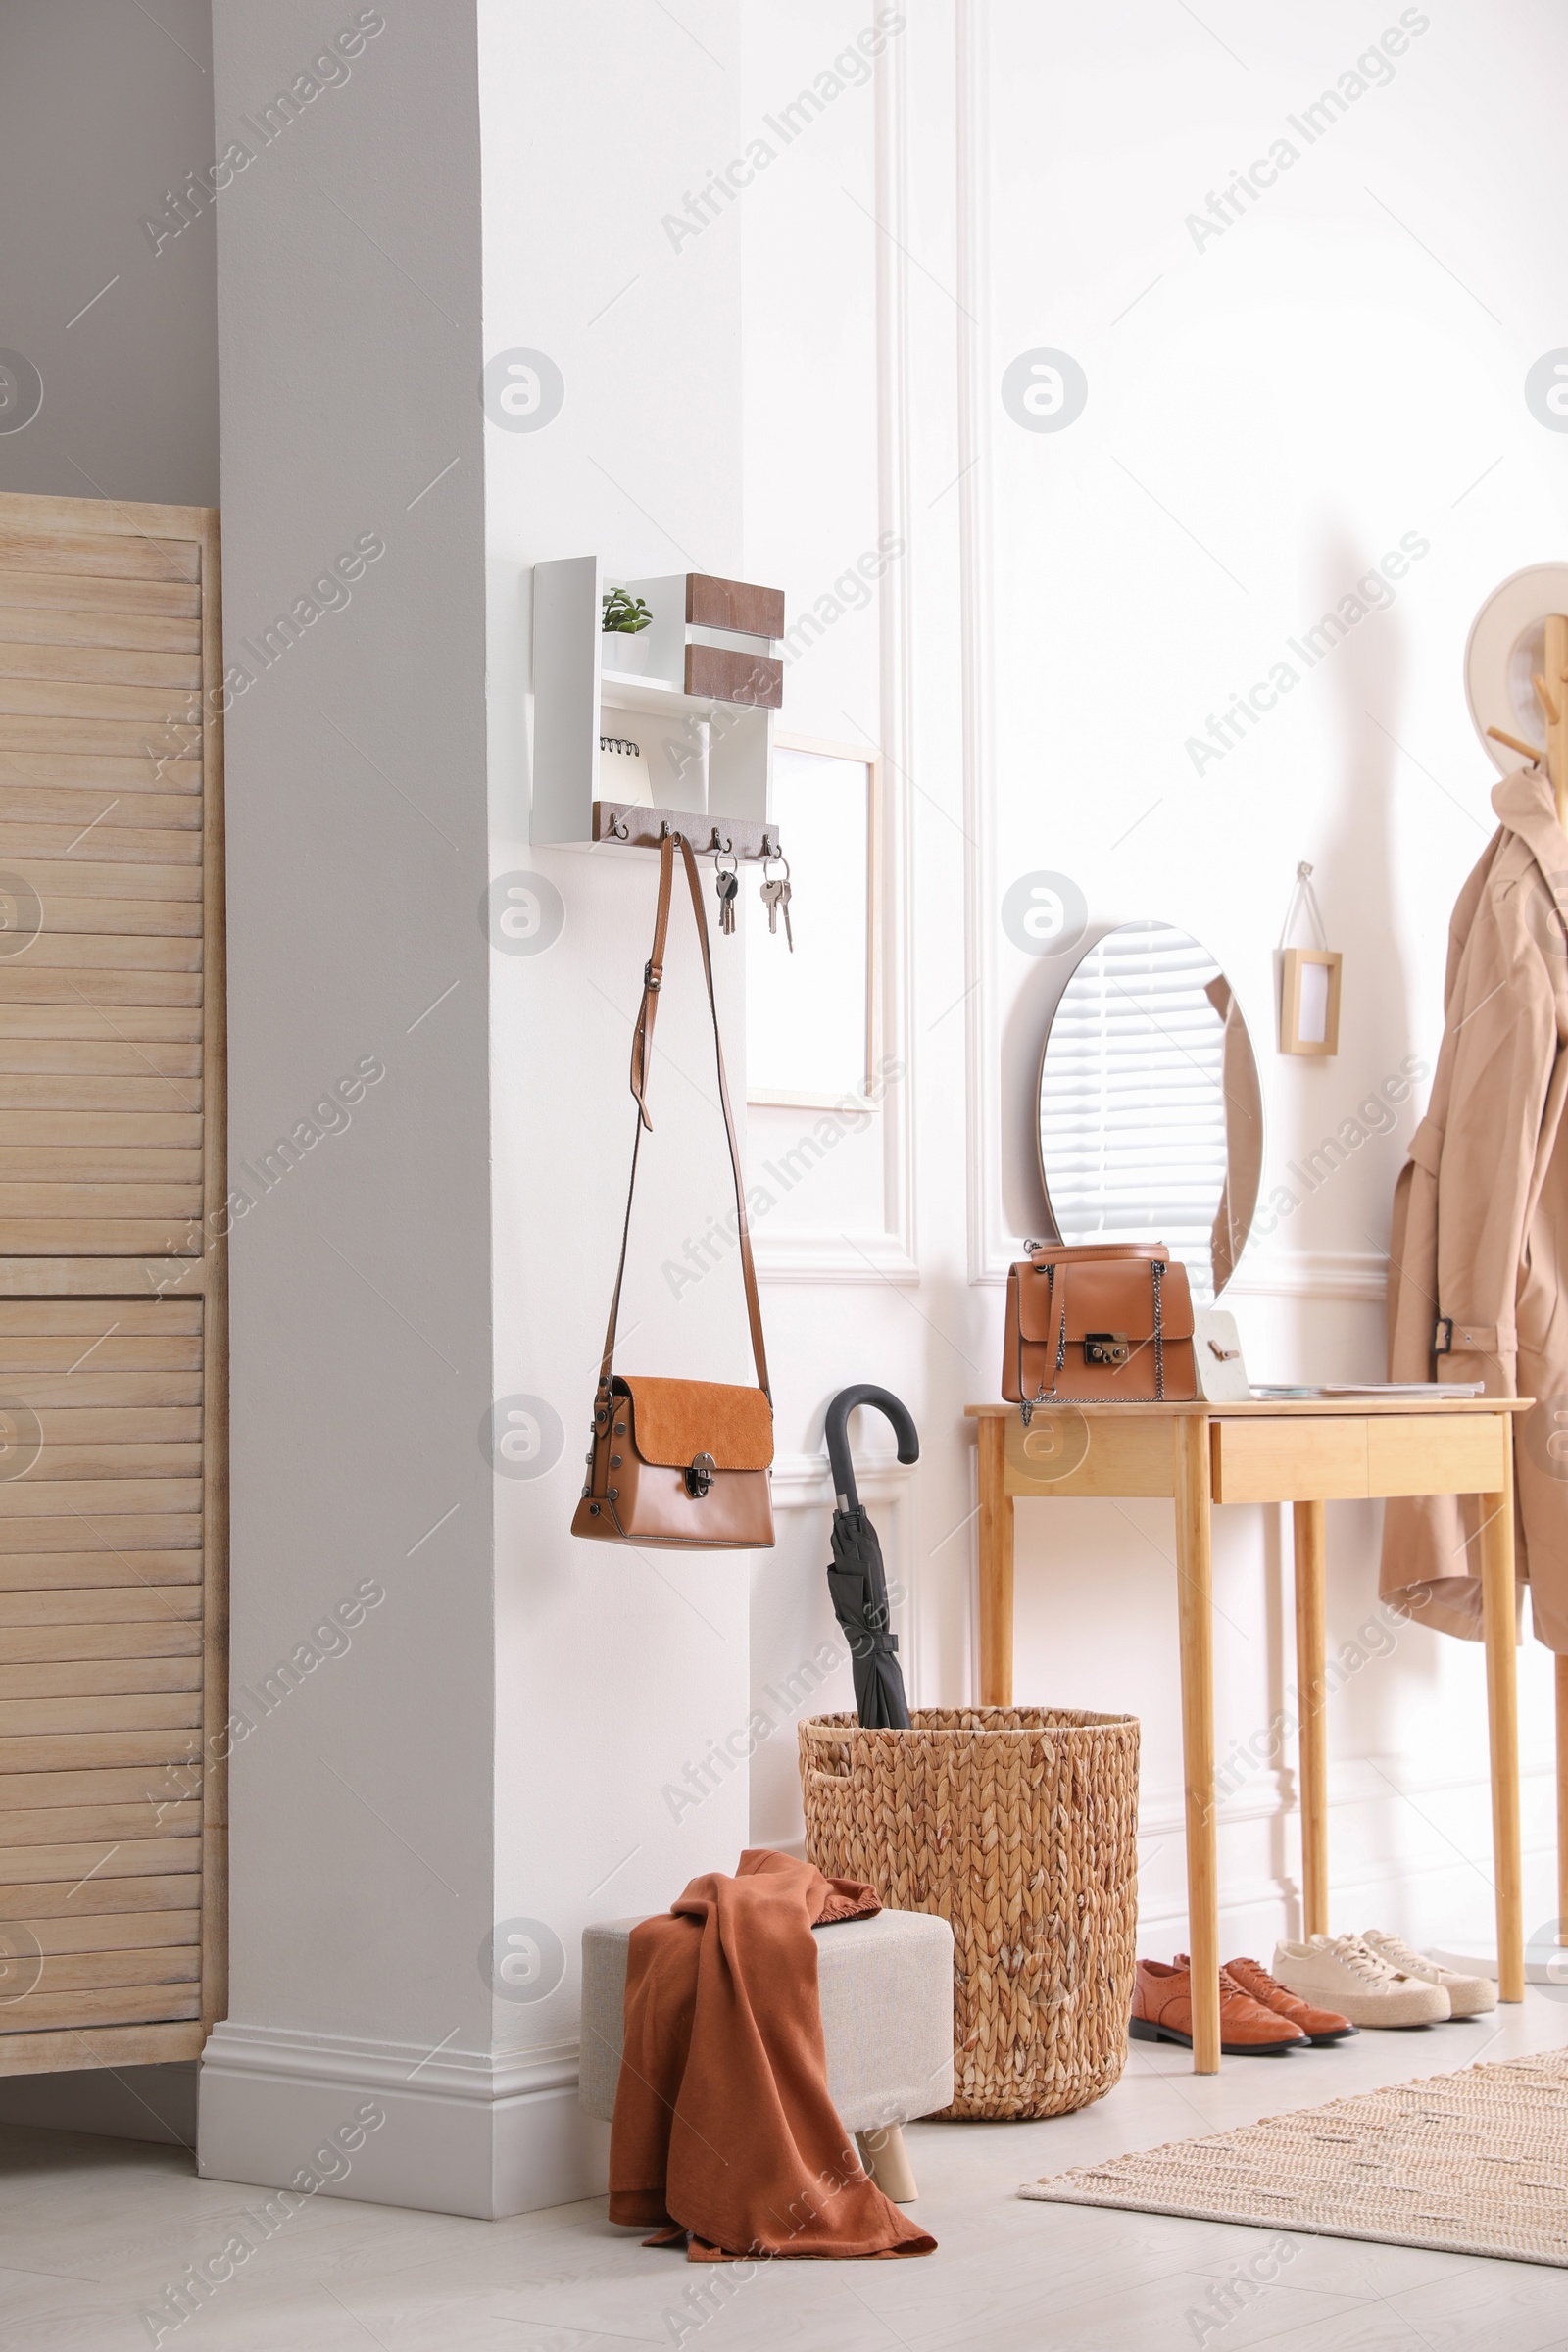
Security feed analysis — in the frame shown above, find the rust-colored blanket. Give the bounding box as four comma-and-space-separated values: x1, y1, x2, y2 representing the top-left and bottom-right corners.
608, 1848, 937, 2261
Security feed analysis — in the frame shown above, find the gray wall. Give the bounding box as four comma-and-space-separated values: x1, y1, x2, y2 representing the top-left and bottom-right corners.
207, 0, 495, 2053
0, 0, 219, 506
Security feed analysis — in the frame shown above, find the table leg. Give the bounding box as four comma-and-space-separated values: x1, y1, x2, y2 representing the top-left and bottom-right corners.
978, 1416, 1014, 1708
1478, 1446, 1524, 2002
1293, 1499, 1329, 1938
1173, 1414, 1220, 2073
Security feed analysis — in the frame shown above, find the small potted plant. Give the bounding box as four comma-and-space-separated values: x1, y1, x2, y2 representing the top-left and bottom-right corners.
602, 586, 653, 675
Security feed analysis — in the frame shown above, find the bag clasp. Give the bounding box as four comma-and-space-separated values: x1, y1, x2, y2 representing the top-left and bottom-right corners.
684, 1451, 716, 1498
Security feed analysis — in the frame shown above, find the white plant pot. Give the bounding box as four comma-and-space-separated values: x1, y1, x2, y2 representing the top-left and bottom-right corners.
602, 629, 650, 675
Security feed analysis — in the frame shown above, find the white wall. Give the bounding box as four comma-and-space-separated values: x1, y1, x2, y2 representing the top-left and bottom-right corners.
191, 0, 1564, 2219
481, 0, 755, 2092
977, 0, 1563, 1957
738, 0, 1566, 1968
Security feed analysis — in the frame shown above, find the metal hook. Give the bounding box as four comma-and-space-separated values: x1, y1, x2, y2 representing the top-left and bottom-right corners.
607, 809, 630, 842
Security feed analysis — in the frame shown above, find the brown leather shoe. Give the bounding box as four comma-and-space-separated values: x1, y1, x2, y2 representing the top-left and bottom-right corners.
1131, 1957, 1304, 2054
1222, 1953, 1358, 2044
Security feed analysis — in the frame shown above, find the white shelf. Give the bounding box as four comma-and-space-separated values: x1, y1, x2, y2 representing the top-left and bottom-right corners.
530, 556, 783, 851
599, 670, 730, 717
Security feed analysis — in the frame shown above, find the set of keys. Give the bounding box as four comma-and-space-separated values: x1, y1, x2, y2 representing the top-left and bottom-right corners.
712, 854, 793, 950
760, 859, 793, 950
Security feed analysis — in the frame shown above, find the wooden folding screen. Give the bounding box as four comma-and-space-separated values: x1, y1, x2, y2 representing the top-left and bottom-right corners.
0, 491, 225, 2075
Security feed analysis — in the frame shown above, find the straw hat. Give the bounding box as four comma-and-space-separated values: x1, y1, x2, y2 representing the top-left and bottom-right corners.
1465, 563, 1568, 774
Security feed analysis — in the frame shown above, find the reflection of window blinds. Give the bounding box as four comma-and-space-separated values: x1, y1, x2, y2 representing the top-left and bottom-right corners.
1040, 923, 1226, 1306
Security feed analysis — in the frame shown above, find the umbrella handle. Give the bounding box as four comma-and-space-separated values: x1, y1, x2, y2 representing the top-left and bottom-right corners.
824, 1385, 920, 1511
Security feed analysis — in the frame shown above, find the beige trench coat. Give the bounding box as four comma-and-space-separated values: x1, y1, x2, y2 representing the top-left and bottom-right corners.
1381, 765, 1568, 1652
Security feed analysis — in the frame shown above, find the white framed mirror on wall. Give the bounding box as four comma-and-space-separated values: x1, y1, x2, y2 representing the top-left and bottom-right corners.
1036, 920, 1263, 1306
745, 734, 882, 1110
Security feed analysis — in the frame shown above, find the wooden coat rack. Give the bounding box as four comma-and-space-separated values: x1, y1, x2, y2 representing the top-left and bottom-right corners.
1487, 612, 1568, 1953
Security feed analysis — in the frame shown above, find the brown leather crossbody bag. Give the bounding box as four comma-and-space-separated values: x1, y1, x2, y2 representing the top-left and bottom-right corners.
1002, 1241, 1196, 1419
572, 831, 775, 1550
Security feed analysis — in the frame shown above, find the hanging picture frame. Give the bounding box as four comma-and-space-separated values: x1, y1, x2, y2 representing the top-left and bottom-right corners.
1277, 863, 1342, 1056
1280, 947, 1343, 1055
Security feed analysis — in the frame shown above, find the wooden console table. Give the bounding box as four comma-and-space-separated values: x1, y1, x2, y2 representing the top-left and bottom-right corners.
965, 1397, 1531, 2073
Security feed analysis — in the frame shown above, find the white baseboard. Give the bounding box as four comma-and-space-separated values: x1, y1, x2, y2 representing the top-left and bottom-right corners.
1432, 1944, 1568, 1988
1137, 1877, 1292, 1936
198, 2021, 608, 2221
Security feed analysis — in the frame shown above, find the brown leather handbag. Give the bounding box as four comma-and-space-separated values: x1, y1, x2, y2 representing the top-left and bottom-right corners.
572, 831, 775, 1550
1002, 1241, 1196, 1419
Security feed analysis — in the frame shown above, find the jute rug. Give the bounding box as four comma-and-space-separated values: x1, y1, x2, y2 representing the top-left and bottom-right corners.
1020, 2049, 1568, 2267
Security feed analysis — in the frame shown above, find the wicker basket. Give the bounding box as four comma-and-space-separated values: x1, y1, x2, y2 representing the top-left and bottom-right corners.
799, 1707, 1139, 2120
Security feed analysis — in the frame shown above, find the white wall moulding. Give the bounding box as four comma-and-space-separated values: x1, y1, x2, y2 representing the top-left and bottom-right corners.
955, 0, 1003, 1292
1227, 1250, 1390, 1303
740, 21, 918, 1290
530, 556, 784, 855
973, 1245, 1391, 1298
199, 2022, 606, 2222
752, 1228, 920, 1285
747, 734, 881, 1109
768, 1451, 917, 1510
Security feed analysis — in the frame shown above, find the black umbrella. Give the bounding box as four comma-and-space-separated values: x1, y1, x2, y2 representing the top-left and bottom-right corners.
823, 1385, 918, 1731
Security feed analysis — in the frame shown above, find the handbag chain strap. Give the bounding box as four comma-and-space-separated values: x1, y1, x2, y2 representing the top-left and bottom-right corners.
1021, 1250, 1169, 1410
597, 830, 771, 1403
1151, 1256, 1165, 1401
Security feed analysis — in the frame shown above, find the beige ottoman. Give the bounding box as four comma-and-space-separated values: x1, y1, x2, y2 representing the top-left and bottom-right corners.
580, 1907, 955, 2201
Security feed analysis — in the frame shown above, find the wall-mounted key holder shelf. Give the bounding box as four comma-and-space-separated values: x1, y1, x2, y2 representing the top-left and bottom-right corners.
531, 556, 786, 860
593, 802, 780, 859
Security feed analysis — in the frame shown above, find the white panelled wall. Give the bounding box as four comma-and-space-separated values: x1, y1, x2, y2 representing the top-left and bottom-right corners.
202, 0, 1566, 2218
740, 0, 1566, 1979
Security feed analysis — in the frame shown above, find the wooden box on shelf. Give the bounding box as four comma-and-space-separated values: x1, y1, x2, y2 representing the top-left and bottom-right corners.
531, 557, 785, 855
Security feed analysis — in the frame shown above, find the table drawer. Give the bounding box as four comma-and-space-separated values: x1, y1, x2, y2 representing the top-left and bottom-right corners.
1210, 1411, 1512, 1503
1004, 1409, 1174, 1496
1366, 1412, 1508, 1497
1211, 1418, 1367, 1503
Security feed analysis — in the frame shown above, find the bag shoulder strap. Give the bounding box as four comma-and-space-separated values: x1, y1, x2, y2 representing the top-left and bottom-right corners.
597, 831, 771, 1402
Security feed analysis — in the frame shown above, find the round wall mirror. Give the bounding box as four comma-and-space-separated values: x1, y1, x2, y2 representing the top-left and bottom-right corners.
1036, 920, 1263, 1304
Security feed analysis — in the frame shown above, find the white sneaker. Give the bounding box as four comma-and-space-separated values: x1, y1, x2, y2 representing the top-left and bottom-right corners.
1272, 1934, 1450, 2028
1360, 1930, 1496, 2019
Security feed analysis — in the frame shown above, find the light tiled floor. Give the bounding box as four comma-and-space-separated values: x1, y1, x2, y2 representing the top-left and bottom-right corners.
3, 1993, 1567, 2350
